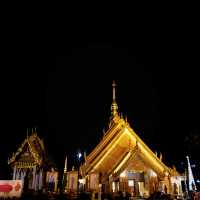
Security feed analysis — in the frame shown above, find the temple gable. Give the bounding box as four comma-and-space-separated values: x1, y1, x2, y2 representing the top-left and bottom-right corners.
8, 129, 59, 193
78, 81, 184, 197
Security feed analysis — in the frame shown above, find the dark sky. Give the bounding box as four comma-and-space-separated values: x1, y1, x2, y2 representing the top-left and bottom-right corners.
0, 45, 199, 179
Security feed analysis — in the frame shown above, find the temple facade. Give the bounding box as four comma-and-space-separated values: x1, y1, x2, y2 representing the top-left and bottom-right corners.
79, 81, 184, 198
8, 128, 58, 193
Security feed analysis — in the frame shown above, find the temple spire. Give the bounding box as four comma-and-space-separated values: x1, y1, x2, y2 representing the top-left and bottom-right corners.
64, 155, 67, 173
111, 80, 118, 117
186, 156, 197, 191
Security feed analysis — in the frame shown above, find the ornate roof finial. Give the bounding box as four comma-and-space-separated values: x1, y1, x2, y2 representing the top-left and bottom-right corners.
111, 80, 118, 117
159, 152, 163, 161
125, 115, 128, 123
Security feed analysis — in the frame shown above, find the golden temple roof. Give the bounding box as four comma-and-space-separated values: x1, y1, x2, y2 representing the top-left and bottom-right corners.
8, 130, 45, 166
80, 81, 173, 179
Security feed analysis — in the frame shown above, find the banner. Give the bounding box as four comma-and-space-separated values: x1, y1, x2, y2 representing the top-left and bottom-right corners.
0, 180, 23, 198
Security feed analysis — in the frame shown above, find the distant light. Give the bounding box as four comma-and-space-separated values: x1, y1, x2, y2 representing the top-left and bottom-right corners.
191, 164, 196, 168
77, 152, 82, 159
197, 180, 200, 183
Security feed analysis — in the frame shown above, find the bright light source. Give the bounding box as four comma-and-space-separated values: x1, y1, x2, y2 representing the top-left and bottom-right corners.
79, 178, 85, 184
78, 152, 82, 159
120, 171, 126, 177
128, 180, 134, 186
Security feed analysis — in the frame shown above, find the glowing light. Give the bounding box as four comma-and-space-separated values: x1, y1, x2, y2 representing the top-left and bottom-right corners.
77, 152, 82, 159
164, 171, 169, 176
126, 128, 166, 174
149, 169, 157, 177
93, 128, 125, 170
120, 171, 126, 177
128, 180, 134, 186
114, 152, 131, 173
112, 182, 115, 192
79, 178, 85, 184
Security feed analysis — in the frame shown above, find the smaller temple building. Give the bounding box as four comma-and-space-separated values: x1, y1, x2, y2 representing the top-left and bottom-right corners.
8, 128, 58, 193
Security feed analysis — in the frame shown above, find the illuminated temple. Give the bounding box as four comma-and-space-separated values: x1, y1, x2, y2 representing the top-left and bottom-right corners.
8, 128, 58, 192
79, 81, 184, 197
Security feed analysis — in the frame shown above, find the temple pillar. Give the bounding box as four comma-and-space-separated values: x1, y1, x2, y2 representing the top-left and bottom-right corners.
13, 165, 16, 180
168, 175, 172, 194
98, 184, 102, 200
54, 174, 58, 192
144, 171, 150, 197
28, 168, 33, 189
135, 180, 139, 196
34, 172, 39, 191
17, 168, 20, 179
32, 166, 36, 190
22, 168, 27, 181
179, 181, 183, 195
20, 169, 24, 180
54, 180, 58, 193
15, 169, 19, 180
39, 169, 43, 190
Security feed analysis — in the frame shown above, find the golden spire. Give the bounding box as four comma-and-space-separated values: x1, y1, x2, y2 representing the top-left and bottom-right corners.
111, 80, 118, 117
159, 152, 163, 161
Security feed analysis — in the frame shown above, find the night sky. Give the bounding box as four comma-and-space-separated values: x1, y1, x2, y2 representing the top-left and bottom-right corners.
0, 45, 199, 180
